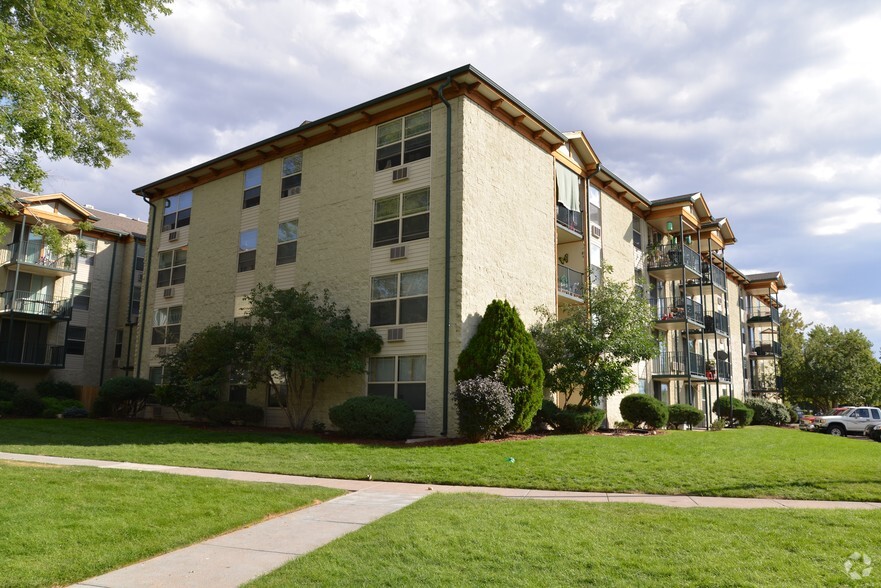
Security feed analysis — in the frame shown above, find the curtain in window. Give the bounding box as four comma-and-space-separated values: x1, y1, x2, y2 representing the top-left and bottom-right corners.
555, 162, 581, 213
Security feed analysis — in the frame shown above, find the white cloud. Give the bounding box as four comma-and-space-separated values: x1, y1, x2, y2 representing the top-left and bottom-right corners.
779, 287, 881, 352
811, 195, 881, 236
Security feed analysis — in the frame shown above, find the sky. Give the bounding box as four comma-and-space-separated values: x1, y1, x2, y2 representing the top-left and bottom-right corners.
31, 0, 881, 351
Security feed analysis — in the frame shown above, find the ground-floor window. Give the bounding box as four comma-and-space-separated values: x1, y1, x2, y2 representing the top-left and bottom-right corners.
367, 355, 426, 410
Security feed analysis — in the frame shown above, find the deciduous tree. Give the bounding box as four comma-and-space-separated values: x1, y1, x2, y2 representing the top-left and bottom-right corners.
801, 325, 881, 412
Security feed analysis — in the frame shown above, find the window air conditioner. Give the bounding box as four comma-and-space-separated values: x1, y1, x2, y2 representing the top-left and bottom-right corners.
163, 288, 174, 298
390, 245, 406, 260
286, 186, 301, 197
392, 167, 409, 182
168, 231, 179, 242
387, 327, 404, 342
157, 346, 168, 357
590, 224, 602, 239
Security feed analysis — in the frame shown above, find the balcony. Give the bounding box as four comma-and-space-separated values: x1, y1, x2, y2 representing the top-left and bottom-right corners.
750, 373, 782, 393
686, 262, 727, 294
652, 297, 704, 331
750, 341, 782, 358
556, 203, 584, 243
705, 360, 731, 382
645, 244, 702, 281
0, 291, 73, 320
652, 351, 706, 379
0, 342, 65, 368
0, 243, 76, 277
558, 265, 584, 300
747, 304, 780, 325
703, 312, 729, 337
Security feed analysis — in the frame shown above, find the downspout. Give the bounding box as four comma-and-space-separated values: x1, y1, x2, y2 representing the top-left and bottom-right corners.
6, 214, 26, 360
98, 240, 118, 385
135, 194, 158, 378
124, 237, 141, 375
437, 76, 452, 437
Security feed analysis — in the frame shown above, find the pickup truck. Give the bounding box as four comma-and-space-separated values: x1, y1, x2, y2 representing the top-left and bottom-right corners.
814, 406, 881, 437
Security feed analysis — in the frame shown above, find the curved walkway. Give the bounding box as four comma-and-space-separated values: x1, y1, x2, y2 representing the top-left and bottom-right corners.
1, 451, 878, 588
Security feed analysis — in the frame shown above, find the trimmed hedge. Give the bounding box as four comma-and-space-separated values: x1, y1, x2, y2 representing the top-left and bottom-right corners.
620, 394, 669, 430
555, 405, 605, 433
40, 397, 84, 418
0, 379, 19, 402
35, 380, 78, 400
98, 377, 154, 418
745, 398, 790, 426
207, 401, 263, 425
668, 403, 704, 428
733, 406, 754, 427
11, 392, 44, 417
329, 396, 415, 440
453, 376, 514, 441
712, 395, 747, 419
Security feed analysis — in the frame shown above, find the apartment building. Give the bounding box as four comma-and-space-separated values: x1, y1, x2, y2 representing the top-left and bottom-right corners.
133, 65, 784, 435
0, 190, 146, 394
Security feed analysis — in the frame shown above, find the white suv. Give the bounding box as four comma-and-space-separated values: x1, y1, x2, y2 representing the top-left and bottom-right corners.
815, 406, 881, 437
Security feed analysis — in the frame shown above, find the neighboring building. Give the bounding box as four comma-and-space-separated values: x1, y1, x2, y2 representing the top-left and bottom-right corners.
132, 65, 785, 435
0, 190, 146, 395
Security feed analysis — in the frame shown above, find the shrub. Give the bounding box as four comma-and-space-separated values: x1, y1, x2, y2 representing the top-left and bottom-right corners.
620, 394, 669, 430
712, 395, 746, 419
90, 397, 112, 418
98, 377, 154, 418
710, 417, 725, 431
205, 401, 264, 425
455, 300, 544, 433
733, 406, 754, 427
329, 396, 416, 441
787, 405, 800, 424
187, 400, 218, 421
35, 380, 78, 399
62, 407, 89, 418
0, 400, 12, 415
11, 392, 44, 417
745, 398, 790, 426
453, 377, 514, 441
0, 379, 19, 402
40, 397, 83, 418
555, 405, 605, 433
530, 399, 560, 431
614, 420, 634, 432
668, 404, 705, 429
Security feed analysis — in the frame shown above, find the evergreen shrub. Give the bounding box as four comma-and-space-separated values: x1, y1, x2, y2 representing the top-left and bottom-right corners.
620, 394, 669, 429
329, 396, 415, 440
667, 404, 705, 428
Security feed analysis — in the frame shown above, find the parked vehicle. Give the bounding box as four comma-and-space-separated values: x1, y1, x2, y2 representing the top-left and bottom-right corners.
799, 406, 852, 432
815, 407, 881, 437
865, 423, 881, 442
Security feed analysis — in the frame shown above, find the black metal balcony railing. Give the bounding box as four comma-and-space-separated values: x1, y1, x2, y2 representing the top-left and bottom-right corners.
0, 243, 76, 272
558, 265, 584, 298
750, 374, 782, 392
0, 290, 73, 320
751, 341, 782, 357
645, 244, 701, 275
747, 304, 780, 324
705, 360, 731, 382
556, 203, 584, 235
703, 312, 729, 336
652, 297, 704, 325
652, 351, 706, 377
702, 262, 727, 291
0, 342, 65, 367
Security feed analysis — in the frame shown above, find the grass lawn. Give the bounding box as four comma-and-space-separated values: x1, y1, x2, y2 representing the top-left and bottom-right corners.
1, 419, 880, 501
0, 460, 342, 588
248, 493, 881, 587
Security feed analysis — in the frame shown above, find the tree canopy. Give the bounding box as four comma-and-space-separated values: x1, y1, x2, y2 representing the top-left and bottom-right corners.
799, 325, 881, 412
0, 0, 171, 195
530, 267, 658, 406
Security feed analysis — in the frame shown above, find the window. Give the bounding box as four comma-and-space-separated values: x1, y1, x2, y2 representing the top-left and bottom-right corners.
72, 281, 90, 310
281, 153, 303, 198
373, 188, 429, 247
370, 270, 428, 326
368, 355, 426, 410
66, 326, 86, 355
157, 247, 187, 287
375, 110, 431, 171
588, 184, 601, 227
276, 220, 298, 265
131, 241, 145, 320
632, 214, 643, 250
238, 229, 257, 272
243, 166, 262, 209
228, 366, 248, 403
267, 384, 287, 408
79, 236, 97, 266
590, 242, 602, 286
148, 366, 165, 386
162, 191, 192, 232
872, 409, 881, 420
152, 306, 182, 345
114, 329, 123, 359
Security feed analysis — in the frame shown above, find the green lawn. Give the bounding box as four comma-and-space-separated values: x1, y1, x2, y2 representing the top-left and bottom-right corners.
0, 460, 342, 588
249, 493, 881, 587
1, 419, 880, 501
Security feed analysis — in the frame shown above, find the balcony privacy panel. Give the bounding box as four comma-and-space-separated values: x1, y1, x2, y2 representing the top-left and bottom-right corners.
555, 162, 581, 212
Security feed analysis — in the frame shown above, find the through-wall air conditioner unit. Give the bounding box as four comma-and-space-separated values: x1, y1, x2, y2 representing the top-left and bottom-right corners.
163, 287, 175, 298
168, 231, 179, 242
387, 327, 404, 342
392, 167, 409, 182
286, 186, 301, 197
390, 245, 406, 260
590, 225, 602, 239
157, 346, 169, 357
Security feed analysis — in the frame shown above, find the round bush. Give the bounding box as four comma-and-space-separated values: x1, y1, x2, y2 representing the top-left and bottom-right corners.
98, 377, 154, 418
0, 379, 19, 402
620, 394, 669, 429
453, 377, 515, 441
668, 403, 705, 428
745, 398, 789, 426
40, 397, 83, 418
12, 392, 44, 417
531, 399, 561, 431
555, 405, 605, 433
35, 380, 78, 399
205, 401, 263, 425
329, 396, 416, 441
712, 395, 746, 419
0, 400, 13, 415
733, 406, 754, 427
787, 405, 800, 424
187, 400, 218, 421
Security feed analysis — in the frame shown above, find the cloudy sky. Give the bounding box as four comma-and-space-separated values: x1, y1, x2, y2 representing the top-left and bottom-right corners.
35, 0, 881, 350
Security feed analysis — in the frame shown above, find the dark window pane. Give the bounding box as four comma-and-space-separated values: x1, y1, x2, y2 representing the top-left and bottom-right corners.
373, 219, 400, 247
370, 300, 396, 326
151, 327, 166, 345
243, 186, 261, 209
367, 383, 395, 398
397, 383, 426, 410
229, 385, 247, 403
176, 208, 191, 228
276, 241, 297, 265
401, 214, 429, 242
162, 213, 176, 232
376, 144, 402, 171
65, 340, 85, 355
238, 250, 256, 272
157, 269, 170, 288
403, 134, 431, 163
281, 174, 302, 198
166, 324, 181, 344
73, 296, 89, 311
171, 266, 186, 285
399, 296, 428, 324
